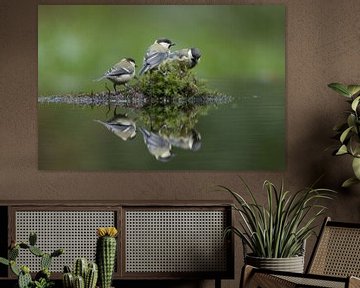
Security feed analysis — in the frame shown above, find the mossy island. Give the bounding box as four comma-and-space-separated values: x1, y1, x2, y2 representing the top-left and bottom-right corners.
38, 61, 231, 108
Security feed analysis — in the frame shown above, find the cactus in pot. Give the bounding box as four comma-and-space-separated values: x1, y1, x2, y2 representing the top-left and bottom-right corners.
96, 227, 118, 288
62, 259, 98, 288
74, 258, 88, 280
85, 262, 98, 288
73, 275, 85, 288
62, 266, 74, 288
0, 232, 64, 288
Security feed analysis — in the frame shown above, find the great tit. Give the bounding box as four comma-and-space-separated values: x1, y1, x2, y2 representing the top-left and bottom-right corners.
139, 127, 174, 162
168, 48, 201, 69
94, 113, 136, 141
95, 58, 136, 92
166, 129, 202, 151
139, 38, 175, 75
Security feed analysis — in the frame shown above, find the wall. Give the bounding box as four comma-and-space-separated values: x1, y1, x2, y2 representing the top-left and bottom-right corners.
0, 0, 360, 287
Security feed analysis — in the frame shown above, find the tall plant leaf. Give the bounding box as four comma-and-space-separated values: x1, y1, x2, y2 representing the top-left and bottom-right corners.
328, 83, 351, 97
221, 179, 335, 258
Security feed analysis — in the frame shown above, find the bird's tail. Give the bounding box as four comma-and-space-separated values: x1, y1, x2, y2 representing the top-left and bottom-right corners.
138, 127, 150, 137
138, 65, 148, 76
94, 119, 106, 125
93, 76, 105, 82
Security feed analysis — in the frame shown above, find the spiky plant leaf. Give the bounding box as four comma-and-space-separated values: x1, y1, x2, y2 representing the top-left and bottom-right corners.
221, 178, 335, 258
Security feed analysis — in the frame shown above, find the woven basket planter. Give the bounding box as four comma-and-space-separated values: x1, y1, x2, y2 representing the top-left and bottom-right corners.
245, 254, 305, 273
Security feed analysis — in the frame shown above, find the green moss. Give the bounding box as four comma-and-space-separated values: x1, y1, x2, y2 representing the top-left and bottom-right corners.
138, 102, 211, 138
133, 61, 221, 99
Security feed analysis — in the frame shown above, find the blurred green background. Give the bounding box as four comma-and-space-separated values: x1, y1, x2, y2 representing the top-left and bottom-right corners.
38, 5, 284, 95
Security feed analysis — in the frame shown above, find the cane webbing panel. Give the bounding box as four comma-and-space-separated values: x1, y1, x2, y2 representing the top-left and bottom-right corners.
125, 210, 227, 273
248, 273, 297, 288
277, 275, 345, 288
15, 211, 115, 272
309, 226, 360, 277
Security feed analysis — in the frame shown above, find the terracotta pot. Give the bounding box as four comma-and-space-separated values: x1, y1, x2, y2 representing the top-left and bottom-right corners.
245, 254, 305, 273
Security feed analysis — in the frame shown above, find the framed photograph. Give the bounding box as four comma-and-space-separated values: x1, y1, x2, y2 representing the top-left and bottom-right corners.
38, 5, 285, 171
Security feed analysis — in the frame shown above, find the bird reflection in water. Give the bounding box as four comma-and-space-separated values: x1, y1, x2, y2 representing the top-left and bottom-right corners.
166, 128, 201, 152
94, 110, 137, 141
94, 101, 208, 162
139, 127, 174, 162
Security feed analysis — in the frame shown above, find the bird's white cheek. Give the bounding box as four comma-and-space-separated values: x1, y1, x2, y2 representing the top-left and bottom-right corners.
188, 50, 192, 59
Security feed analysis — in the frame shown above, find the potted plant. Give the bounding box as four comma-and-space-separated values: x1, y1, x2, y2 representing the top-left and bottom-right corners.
328, 83, 360, 187
0, 232, 63, 288
220, 179, 334, 273
62, 258, 98, 288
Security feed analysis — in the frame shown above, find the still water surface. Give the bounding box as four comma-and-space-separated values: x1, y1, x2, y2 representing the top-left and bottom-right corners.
38, 80, 285, 171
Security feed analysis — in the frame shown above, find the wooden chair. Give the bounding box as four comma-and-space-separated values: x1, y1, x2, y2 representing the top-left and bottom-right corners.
241, 217, 360, 288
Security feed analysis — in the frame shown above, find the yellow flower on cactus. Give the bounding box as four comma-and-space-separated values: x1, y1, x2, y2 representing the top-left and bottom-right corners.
97, 227, 118, 237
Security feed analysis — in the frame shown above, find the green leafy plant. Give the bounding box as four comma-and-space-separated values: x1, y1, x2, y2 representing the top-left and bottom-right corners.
32, 278, 54, 288
0, 232, 63, 288
220, 179, 334, 258
328, 83, 360, 187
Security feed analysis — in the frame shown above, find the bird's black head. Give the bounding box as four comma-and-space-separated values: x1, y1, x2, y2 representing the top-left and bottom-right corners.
156, 38, 175, 47
190, 129, 202, 151
126, 57, 136, 64
190, 48, 201, 60
158, 152, 176, 162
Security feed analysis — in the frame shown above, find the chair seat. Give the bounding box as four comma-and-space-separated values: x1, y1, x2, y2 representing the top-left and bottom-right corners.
241, 218, 360, 288
277, 274, 347, 288
243, 266, 360, 288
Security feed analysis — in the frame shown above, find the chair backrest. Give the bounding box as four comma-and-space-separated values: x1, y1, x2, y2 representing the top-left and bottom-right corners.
307, 217, 360, 277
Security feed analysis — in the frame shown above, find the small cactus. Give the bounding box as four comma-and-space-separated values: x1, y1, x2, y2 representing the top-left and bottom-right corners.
41, 253, 52, 269
96, 227, 118, 288
74, 275, 85, 288
29, 232, 37, 246
51, 248, 64, 257
63, 259, 98, 288
85, 262, 98, 288
18, 268, 32, 288
29, 245, 44, 257
9, 246, 19, 260
0, 232, 63, 288
63, 272, 74, 288
64, 265, 72, 273
74, 258, 88, 279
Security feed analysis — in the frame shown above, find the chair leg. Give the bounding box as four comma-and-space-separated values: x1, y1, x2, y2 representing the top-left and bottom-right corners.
349, 276, 360, 288
240, 265, 255, 288
240, 265, 296, 288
